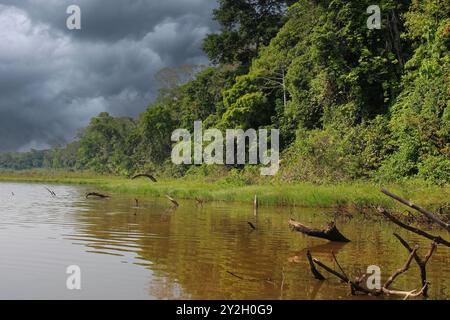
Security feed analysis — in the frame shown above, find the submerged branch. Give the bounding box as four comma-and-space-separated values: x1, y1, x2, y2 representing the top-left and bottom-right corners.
393, 233, 437, 297
86, 192, 110, 199
308, 247, 427, 299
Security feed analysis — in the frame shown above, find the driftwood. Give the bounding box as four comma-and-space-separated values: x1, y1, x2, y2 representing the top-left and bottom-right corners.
377, 207, 450, 247
86, 192, 110, 199
131, 173, 157, 182
289, 219, 350, 242
308, 247, 428, 299
381, 188, 450, 232
165, 194, 179, 207
247, 222, 256, 230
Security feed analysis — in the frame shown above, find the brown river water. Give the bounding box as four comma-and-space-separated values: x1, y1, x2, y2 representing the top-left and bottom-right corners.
0, 182, 448, 300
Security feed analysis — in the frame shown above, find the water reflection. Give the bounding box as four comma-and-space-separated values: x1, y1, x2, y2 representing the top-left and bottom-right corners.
0, 182, 448, 299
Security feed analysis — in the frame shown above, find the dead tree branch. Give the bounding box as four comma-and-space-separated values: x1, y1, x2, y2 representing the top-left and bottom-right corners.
381, 188, 449, 232
308, 248, 427, 299
383, 245, 418, 289
86, 192, 110, 199
131, 173, 158, 182
306, 250, 325, 280
165, 194, 179, 207
377, 207, 450, 247
44, 187, 56, 197
393, 233, 437, 297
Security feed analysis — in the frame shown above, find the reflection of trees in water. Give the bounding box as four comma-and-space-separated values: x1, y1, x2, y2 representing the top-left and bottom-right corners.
70, 196, 450, 299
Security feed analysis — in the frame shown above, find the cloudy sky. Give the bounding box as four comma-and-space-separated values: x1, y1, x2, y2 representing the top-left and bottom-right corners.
0, 0, 217, 152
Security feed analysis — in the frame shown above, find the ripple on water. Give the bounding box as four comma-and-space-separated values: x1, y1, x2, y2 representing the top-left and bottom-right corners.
0, 182, 449, 300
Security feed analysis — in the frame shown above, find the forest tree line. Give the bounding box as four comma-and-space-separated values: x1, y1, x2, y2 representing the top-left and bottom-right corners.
1, 0, 449, 185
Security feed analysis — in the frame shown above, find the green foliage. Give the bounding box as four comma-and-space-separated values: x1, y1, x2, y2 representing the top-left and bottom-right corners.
221, 74, 269, 128
418, 155, 450, 186
1, 0, 448, 186
77, 112, 136, 174
138, 104, 176, 165
203, 0, 293, 67
380, 0, 450, 183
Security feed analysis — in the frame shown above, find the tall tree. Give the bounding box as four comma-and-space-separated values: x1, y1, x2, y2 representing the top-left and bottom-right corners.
203, 0, 295, 68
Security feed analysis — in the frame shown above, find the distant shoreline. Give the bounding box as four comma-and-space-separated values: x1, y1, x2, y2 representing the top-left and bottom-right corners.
0, 170, 448, 212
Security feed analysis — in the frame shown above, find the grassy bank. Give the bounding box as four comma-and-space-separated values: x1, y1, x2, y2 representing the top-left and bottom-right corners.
0, 170, 448, 210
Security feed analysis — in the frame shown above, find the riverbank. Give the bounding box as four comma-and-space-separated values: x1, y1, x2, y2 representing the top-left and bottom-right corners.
0, 170, 448, 211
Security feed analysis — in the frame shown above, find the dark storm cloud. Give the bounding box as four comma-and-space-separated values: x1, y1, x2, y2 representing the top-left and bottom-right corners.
0, 0, 218, 152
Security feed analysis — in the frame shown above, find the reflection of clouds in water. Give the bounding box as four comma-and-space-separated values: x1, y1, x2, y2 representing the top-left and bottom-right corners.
0, 182, 449, 299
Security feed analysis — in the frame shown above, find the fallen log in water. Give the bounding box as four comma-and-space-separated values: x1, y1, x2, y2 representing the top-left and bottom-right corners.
131, 173, 157, 182
86, 192, 110, 199
381, 188, 450, 232
289, 219, 350, 242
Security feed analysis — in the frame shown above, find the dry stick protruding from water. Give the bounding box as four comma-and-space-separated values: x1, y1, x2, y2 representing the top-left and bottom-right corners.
309, 248, 427, 299
86, 192, 110, 199
165, 194, 179, 207
381, 188, 450, 232
195, 197, 204, 206
131, 173, 157, 182
44, 187, 56, 197
306, 250, 325, 280
377, 207, 450, 247
393, 233, 437, 297
289, 218, 350, 242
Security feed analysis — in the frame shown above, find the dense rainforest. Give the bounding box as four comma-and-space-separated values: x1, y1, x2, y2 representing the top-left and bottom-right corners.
1, 0, 449, 185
